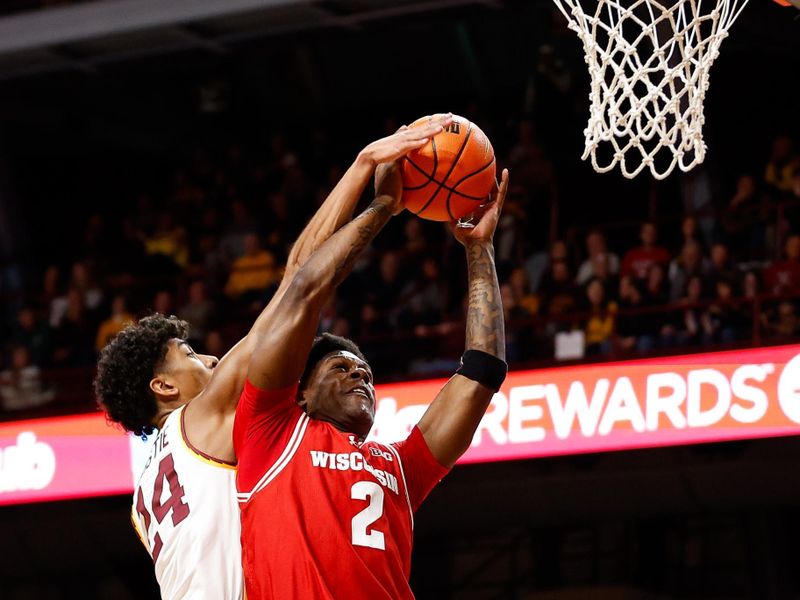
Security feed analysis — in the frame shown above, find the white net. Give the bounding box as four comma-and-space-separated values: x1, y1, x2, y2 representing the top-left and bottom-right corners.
552, 0, 749, 179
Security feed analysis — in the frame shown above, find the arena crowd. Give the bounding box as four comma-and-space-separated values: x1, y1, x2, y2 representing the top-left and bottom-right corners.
1, 116, 799, 416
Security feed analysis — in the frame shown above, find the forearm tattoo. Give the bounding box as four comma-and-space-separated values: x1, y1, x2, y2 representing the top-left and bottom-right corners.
465, 241, 506, 360
332, 196, 394, 286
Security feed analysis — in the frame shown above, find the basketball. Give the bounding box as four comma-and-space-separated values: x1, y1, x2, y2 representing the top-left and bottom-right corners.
401, 114, 496, 221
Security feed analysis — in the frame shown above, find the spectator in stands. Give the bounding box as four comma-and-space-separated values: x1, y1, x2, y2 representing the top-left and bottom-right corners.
152, 290, 175, 317
791, 167, 800, 200
50, 260, 103, 327
0, 258, 24, 319
662, 276, 710, 348
0, 345, 55, 412
358, 302, 391, 339
708, 242, 738, 287
371, 250, 407, 321
677, 216, 706, 253
764, 134, 800, 193
398, 256, 448, 329
525, 239, 568, 293
539, 260, 578, 322
143, 211, 189, 273
52, 288, 97, 366
329, 316, 352, 339
399, 218, 431, 274
668, 240, 709, 301
762, 301, 800, 339
644, 263, 669, 306
495, 194, 527, 265
615, 276, 654, 352
192, 206, 227, 288
582, 252, 618, 301
204, 329, 226, 358
109, 216, 147, 282
219, 199, 260, 262
584, 278, 616, 356
72, 260, 104, 309
356, 302, 394, 376
575, 230, 620, 285
721, 174, 767, 260
680, 169, 715, 241
9, 306, 52, 367
743, 270, 760, 301
266, 132, 299, 186
763, 234, 800, 295
706, 279, 747, 343
621, 221, 671, 280
500, 282, 535, 362
95, 294, 134, 352
40, 265, 61, 309
178, 281, 217, 346
264, 192, 295, 261
223, 233, 279, 302
507, 267, 540, 316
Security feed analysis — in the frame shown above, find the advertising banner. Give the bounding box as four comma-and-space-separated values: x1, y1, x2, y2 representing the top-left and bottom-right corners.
2, 345, 800, 505
369, 345, 800, 461
0, 413, 136, 506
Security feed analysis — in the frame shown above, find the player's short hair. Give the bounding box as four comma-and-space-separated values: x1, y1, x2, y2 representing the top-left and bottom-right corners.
94, 313, 189, 437
299, 333, 367, 391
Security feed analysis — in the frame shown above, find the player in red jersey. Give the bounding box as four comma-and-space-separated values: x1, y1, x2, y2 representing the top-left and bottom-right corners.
234, 159, 510, 599
94, 117, 451, 599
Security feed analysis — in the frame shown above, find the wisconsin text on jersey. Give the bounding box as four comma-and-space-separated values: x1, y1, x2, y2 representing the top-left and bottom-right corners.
309, 449, 400, 495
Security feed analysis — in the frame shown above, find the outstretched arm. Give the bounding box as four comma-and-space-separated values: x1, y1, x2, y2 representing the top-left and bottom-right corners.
195, 118, 451, 410
415, 169, 509, 468
255, 117, 452, 334
246, 163, 403, 391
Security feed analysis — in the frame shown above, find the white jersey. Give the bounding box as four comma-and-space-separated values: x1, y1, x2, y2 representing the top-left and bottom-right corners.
131, 405, 242, 600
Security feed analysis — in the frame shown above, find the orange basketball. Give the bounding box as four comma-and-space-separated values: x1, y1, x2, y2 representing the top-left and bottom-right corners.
401, 114, 496, 221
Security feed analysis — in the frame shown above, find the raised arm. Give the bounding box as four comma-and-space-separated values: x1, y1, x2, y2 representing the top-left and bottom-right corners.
245, 163, 404, 392
195, 118, 451, 410
255, 118, 453, 334
415, 169, 509, 468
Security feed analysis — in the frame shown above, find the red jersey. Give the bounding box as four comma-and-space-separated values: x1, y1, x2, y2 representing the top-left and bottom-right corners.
233, 380, 449, 600
764, 260, 800, 294
621, 246, 671, 279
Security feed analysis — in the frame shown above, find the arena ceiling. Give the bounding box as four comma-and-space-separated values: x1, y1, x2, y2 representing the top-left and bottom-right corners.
0, 0, 500, 80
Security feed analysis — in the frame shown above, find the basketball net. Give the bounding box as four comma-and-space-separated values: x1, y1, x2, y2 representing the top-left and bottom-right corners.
552, 0, 749, 179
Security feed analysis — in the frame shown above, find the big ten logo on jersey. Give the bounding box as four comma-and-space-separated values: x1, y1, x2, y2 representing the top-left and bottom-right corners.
136, 448, 191, 563
369, 447, 393, 461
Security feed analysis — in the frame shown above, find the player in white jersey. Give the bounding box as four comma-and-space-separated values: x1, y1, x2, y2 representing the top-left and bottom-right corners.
131, 406, 240, 598
93, 117, 451, 599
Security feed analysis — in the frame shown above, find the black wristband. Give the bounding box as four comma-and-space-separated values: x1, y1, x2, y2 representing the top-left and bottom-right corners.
456, 349, 508, 392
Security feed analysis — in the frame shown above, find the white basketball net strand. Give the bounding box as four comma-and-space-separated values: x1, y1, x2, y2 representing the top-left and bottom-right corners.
552, 0, 749, 179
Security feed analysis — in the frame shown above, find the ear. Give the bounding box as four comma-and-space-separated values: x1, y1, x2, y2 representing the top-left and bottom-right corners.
296, 388, 308, 409
149, 376, 179, 398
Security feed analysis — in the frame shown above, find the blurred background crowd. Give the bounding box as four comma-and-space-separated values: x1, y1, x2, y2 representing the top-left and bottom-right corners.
0, 2, 799, 599
0, 0, 798, 421
2, 118, 799, 416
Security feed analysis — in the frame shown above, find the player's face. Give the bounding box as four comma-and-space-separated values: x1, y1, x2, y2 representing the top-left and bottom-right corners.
162, 339, 219, 402
301, 351, 375, 439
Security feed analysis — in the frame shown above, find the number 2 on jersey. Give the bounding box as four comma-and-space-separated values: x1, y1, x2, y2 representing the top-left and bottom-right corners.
136, 454, 190, 562
350, 481, 385, 550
